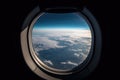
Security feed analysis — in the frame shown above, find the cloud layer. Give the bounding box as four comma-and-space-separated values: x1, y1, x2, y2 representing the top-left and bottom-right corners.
32, 29, 92, 70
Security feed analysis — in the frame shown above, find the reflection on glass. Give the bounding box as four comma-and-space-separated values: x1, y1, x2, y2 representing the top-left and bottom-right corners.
32, 13, 92, 70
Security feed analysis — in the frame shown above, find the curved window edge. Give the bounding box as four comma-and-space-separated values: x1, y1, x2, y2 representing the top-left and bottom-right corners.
20, 6, 102, 80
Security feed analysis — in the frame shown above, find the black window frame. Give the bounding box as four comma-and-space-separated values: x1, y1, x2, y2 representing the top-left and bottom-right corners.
20, 6, 102, 80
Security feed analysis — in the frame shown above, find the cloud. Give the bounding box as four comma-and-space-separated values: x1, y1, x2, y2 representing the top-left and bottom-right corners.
70, 49, 82, 52
32, 36, 66, 51
61, 61, 78, 66
44, 60, 53, 65
32, 28, 91, 53
74, 53, 80, 57
67, 61, 78, 66
32, 28, 92, 70
33, 29, 91, 38
80, 52, 87, 59
73, 52, 87, 61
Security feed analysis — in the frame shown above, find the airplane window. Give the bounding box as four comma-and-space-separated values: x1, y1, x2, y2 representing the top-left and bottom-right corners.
21, 7, 101, 80
31, 13, 92, 71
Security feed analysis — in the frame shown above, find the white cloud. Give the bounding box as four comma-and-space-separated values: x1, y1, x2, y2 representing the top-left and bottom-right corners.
32, 28, 91, 52
61, 61, 78, 66
44, 60, 53, 65
33, 28, 91, 38
74, 53, 80, 57
80, 52, 87, 60
61, 62, 66, 64
32, 36, 66, 51
32, 28, 91, 68
70, 49, 82, 52
73, 52, 87, 61
67, 61, 78, 66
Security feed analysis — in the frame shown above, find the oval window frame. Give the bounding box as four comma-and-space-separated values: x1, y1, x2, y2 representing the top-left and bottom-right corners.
20, 6, 102, 80
28, 10, 94, 74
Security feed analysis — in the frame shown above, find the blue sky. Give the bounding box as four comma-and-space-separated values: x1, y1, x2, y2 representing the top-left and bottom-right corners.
33, 13, 90, 30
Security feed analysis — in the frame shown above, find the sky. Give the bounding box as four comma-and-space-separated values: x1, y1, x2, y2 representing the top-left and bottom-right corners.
33, 12, 90, 30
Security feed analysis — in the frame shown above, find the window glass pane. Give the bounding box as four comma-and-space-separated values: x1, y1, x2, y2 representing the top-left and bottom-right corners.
32, 13, 92, 70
